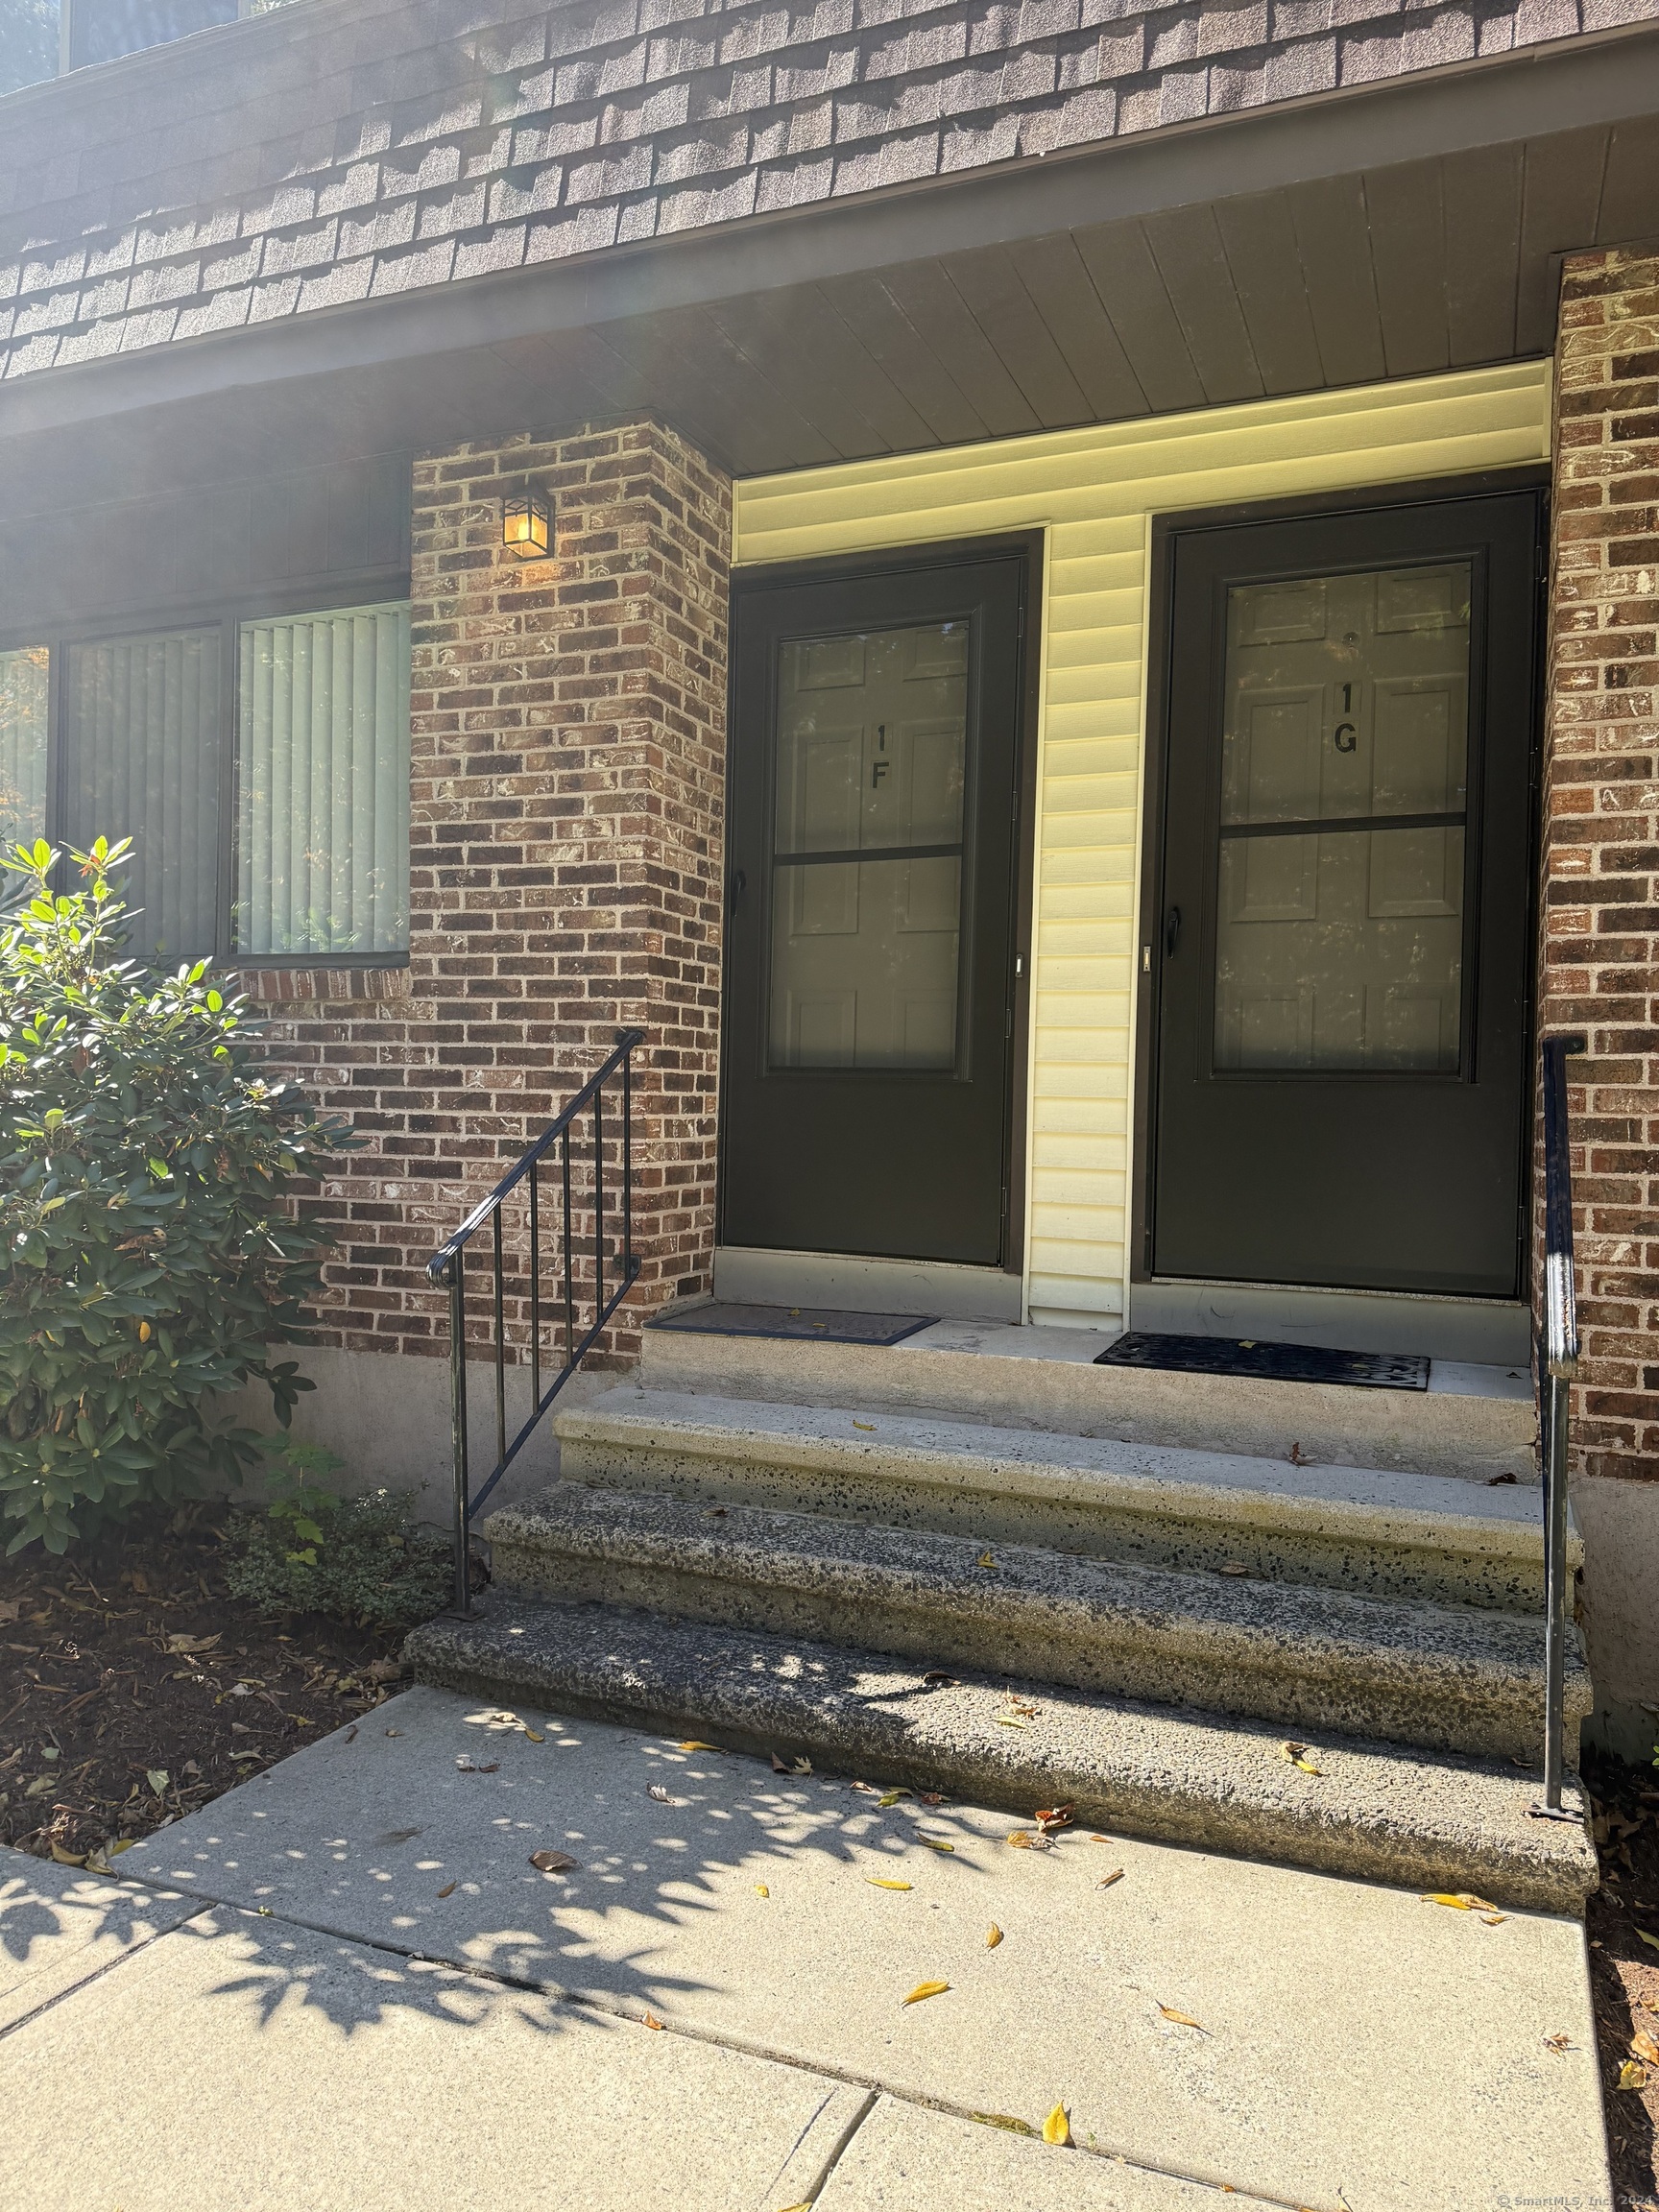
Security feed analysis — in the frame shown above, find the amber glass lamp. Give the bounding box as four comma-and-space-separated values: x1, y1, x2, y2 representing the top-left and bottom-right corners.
502, 489, 551, 560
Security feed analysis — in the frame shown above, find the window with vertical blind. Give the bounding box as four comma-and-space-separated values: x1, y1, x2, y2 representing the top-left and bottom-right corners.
0, 589, 410, 965
0, 646, 49, 855
234, 602, 411, 958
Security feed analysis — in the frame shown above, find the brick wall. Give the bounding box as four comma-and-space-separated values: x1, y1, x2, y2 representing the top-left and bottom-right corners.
1546, 242, 1659, 1485
242, 415, 731, 1373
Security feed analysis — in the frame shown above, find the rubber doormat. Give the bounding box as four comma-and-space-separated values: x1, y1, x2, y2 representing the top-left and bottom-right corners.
649, 1302, 937, 1347
1094, 1332, 1430, 1390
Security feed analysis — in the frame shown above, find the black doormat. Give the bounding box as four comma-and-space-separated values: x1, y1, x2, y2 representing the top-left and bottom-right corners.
1094, 1332, 1430, 1390
648, 1302, 937, 1348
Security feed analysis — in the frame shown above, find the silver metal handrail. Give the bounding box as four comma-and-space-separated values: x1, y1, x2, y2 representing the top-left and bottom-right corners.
1537, 1032, 1586, 1815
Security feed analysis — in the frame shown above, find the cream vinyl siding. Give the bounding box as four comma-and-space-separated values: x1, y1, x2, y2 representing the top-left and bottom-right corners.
733, 363, 1551, 1328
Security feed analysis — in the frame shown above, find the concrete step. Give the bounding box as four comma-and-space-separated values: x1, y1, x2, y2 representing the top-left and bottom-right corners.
482, 1483, 1591, 1762
403, 1594, 1599, 1914
554, 1386, 1570, 1611
638, 1315, 1536, 1484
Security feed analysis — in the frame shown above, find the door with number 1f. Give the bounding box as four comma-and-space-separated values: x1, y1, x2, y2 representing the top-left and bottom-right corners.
1149, 487, 1543, 1298
722, 548, 1030, 1265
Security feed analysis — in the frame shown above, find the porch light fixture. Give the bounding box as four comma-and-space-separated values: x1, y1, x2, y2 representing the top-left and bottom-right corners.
502, 488, 551, 561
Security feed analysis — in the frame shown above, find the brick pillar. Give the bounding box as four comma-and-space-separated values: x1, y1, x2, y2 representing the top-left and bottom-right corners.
1545, 245, 1659, 1488
250, 417, 730, 1376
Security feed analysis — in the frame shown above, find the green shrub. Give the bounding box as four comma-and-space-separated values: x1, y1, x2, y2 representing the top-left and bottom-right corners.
0, 838, 355, 1554
225, 1443, 449, 1629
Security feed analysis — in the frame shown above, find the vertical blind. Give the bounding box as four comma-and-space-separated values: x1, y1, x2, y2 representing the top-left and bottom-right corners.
62, 629, 222, 962
0, 646, 49, 853
235, 602, 411, 958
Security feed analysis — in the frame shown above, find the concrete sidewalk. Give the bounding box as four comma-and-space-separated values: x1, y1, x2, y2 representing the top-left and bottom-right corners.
0, 1685, 1611, 2211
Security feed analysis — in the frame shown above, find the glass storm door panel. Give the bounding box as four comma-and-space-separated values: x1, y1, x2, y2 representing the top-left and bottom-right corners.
724, 549, 1029, 1268
1150, 490, 1542, 1300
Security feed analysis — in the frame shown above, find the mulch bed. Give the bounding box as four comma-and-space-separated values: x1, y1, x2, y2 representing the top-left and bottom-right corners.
1, 1519, 1656, 2202
1585, 1746, 1659, 2208
0, 1504, 407, 1870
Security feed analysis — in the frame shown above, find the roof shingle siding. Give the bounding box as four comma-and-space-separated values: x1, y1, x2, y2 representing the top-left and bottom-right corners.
0, 0, 1652, 384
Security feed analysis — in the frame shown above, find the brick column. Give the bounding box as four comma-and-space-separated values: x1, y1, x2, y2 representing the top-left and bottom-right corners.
1545, 246, 1659, 1493
250, 417, 730, 1383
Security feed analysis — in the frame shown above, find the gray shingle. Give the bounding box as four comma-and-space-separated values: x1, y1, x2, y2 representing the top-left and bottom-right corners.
525, 202, 624, 257
369, 237, 458, 293
755, 151, 838, 204
451, 221, 530, 277
831, 123, 942, 187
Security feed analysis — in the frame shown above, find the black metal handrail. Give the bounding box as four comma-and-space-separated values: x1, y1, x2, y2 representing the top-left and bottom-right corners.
1537, 1032, 1586, 1815
426, 1027, 646, 1614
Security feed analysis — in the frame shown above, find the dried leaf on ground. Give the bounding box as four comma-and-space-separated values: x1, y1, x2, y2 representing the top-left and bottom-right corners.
996, 1716, 1031, 1730
976, 1552, 998, 1570
1543, 2032, 1579, 2054
1035, 1803, 1074, 1831
529, 1850, 578, 1875
436, 1882, 456, 1899
919, 1838, 955, 1854
878, 1788, 909, 1806
146, 1769, 168, 1796
755, 1884, 769, 1897
1618, 2059, 1649, 2091
679, 1742, 722, 1754
867, 1877, 913, 1890
648, 1784, 685, 1806
1042, 2103, 1072, 2147
1097, 1868, 1125, 1888
163, 1633, 221, 1655
972, 2113, 1034, 2135
455, 1758, 499, 1774
922, 1671, 956, 1687
1479, 1913, 1506, 1926
918, 1790, 944, 1804
1637, 1930, 1659, 1954
1632, 2030, 1659, 2066
986, 1923, 1003, 1947
902, 1980, 950, 2006
643, 2012, 665, 2032
771, 1752, 813, 1775
854, 1421, 877, 1431
343, 1724, 358, 1743
1007, 1829, 1052, 1850
49, 1843, 84, 1865
1159, 2005, 1206, 2031
1420, 1891, 1499, 1912
1280, 1742, 1322, 1776
523, 1728, 545, 1743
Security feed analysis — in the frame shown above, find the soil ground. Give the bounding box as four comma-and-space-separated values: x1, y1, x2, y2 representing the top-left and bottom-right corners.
0, 1505, 406, 1871
1, 1515, 1655, 2202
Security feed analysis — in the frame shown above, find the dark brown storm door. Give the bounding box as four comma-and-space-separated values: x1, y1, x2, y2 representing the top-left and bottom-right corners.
1147, 484, 1543, 1300
721, 544, 1032, 1265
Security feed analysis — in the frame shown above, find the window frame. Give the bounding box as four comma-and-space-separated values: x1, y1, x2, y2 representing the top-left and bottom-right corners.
1, 568, 412, 970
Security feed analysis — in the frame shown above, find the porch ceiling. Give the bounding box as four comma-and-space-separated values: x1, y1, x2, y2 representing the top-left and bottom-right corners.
0, 24, 1655, 589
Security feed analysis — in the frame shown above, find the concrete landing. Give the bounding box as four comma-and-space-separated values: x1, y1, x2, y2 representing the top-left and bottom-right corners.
96, 1684, 1608, 2212
639, 1314, 1536, 1481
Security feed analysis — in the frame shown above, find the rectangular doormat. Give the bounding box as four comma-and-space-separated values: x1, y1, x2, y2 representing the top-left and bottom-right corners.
648, 1303, 937, 1347
1094, 1332, 1430, 1390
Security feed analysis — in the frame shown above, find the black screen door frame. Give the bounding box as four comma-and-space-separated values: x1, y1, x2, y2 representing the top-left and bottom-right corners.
1132, 468, 1548, 1303
720, 533, 1043, 1277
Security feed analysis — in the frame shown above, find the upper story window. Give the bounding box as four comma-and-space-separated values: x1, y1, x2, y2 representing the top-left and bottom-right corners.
1, 1, 299, 97
0, 594, 412, 967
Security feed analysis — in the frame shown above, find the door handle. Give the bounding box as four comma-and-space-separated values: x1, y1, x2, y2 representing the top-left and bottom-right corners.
1165, 904, 1182, 957
729, 868, 746, 914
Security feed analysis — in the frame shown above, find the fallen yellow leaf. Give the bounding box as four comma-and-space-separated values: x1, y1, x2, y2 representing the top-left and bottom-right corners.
49, 1844, 84, 1867
996, 1717, 1030, 1729
108, 1839, 135, 1857
1639, 1930, 1659, 1954
1042, 2102, 1071, 2147
902, 1980, 950, 2006
1097, 1868, 1125, 1888
1479, 1913, 1506, 1926
679, 1742, 722, 1753
1007, 1829, 1051, 1850
976, 1551, 997, 1569
919, 1838, 955, 1854
866, 1877, 913, 1891
1159, 2005, 1205, 2031
972, 2112, 1033, 2135
523, 1729, 545, 1743
986, 1923, 1003, 1948
1618, 2059, 1649, 2092
878, 1788, 910, 1807
1280, 1742, 1322, 1776
1632, 2030, 1659, 2066
755, 1884, 770, 1898
643, 2011, 665, 2032
1421, 1891, 1499, 1912
853, 1420, 877, 1431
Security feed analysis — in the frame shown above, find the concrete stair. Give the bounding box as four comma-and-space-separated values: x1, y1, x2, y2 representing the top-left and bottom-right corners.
484, 1480, 1588, 1760
402, 1314, 1596, 1912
